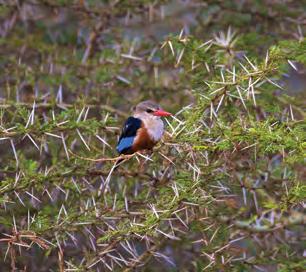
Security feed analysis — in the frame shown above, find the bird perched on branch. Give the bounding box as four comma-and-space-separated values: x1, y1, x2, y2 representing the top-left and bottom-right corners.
116, 101, 172, 155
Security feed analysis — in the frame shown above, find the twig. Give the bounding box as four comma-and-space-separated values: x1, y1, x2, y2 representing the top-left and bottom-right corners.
68, 149, 135, 162
0, 102, 128, 118
123, 239, 165, 272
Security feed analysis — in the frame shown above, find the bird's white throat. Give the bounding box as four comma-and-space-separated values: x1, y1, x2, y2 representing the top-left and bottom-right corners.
135, 114, 164, 142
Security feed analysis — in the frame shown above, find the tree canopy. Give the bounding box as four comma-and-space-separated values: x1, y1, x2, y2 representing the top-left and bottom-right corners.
0, 1, 305, 271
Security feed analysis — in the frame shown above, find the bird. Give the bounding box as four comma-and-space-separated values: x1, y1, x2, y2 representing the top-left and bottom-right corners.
116, 100, 171, 155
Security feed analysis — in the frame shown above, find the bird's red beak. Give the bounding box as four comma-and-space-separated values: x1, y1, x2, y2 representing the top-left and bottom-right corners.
153, 109, 172, 117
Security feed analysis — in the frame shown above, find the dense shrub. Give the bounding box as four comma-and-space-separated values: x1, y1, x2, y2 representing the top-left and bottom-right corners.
0, 1, 305, 271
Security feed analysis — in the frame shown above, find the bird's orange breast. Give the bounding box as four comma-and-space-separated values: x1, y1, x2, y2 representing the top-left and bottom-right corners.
132, 126, 156, 152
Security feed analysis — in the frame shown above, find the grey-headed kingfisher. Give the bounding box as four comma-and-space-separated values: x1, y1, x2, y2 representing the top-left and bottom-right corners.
116, 101, 171, 155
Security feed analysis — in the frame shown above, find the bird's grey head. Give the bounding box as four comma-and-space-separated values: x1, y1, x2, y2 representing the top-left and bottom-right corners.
132, 100, 171, 119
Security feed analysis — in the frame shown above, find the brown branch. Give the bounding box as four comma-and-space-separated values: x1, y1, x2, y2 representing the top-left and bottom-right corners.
0, 102, 128, 118
123, 239, 166, 272
68, 149, 135, 162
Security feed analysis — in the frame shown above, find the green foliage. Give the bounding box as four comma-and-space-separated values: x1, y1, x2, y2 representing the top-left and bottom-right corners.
0, 0, 305, 271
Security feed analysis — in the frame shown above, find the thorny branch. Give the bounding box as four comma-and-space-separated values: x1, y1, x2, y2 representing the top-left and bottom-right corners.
0, 0, 305, 270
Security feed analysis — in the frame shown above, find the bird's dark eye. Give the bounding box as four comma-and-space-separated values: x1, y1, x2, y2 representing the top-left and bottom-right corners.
146, 109, 153, 113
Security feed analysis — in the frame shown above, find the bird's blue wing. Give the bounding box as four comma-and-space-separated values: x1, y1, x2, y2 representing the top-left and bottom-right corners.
116, 117, 142, 154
